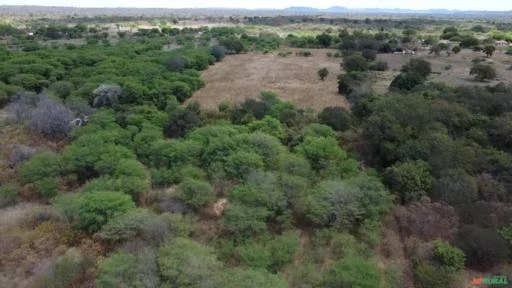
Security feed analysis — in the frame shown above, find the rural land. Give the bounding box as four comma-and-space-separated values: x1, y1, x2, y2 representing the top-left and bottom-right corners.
1, 4, 512, 288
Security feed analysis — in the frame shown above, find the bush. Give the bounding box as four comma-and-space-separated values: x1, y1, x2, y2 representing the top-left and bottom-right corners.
384, 160, 435, 203
458, 225, 509, 268
0, 184, 18, 207
434, 169, 477, 205
178, 178, 215, 208
370, 61, 389, 71
414, 264, 452, 288
224, 151, 265, 180
361, 49, 377, 61
34, 177, 59, 199
210, 45, 227, 62
325, 255, 381, 288
224, 268, 287, 288
470, 64, 497, 81
318, 106, 353, 132
77, 191, 135, 233
343, 54, 369, 72
163, 56, 185, 72
401, 59, 431, 78
49, 81, 74, 99
318, 68, 329, 80
158, 238, 224, 287
42, 248, 86, 288
18, 152, 62, 184
389, 72, 425, 91
96, 252, 138, 288
8, 144, 36, 168
93, 84, 122, 108
306, 176, 392, 230
432, 239, 465, 272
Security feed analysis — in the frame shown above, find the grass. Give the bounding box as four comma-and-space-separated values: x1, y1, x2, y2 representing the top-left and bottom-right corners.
186, 48, 348, 112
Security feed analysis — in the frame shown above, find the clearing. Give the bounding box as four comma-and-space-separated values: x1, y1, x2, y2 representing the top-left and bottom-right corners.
187, 48, 348, 111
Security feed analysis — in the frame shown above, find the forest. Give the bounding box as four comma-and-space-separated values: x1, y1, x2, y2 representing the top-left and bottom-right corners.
1, 11, 512, 288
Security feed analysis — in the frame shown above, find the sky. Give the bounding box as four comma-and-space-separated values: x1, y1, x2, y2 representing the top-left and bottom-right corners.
2, 0, 511, 11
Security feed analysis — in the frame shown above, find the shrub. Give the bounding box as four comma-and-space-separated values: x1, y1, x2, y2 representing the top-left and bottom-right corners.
0, 184, 18, 207
318, 106, 353, 132
8, 144, 36, 168
224, 151, 265, 179
158, 238, 224, 287
93, 84, 122, 108
178, 178, 215, 208
432, 239, 465, 272
384, 160, 435, 203
96, 252, 138, 288
361, 49, 377, 61
18, 152, 62, 184
401, 59, 431, 78
370, 61, 389, 71
222, 203, 270, 239
34, 177, 59, 199
389, 72, 425, 91
434, 169, 477, 205
414, 264, 452, 288
224, 268, 287, 288
325, 255, 381, 288
163, 56, 185, 72
49, 81, 74, 99
318, 68, 329, 81
77, 191, 135, 233
42, 248, 86, 288
306, 176, 392, 230
458, 225, 509, 268
210, 45, 227, 62
343, 54, 369, 72
294, 136, 347, 174
470, 64, 497, 82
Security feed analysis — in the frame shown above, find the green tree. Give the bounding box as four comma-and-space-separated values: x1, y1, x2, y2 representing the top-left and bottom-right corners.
77, 191, 135, 233
343, 54, 369, 72
483, 45, 496, 57
178, 178, 215, 209
18, 152, 62, 184
389, 72, 425, 91
224, 151, 265, 180
384, 160, 435, 203
294, 136, 348, 175
401, 59, 432, 78
434, 169, 478, 205
224, 268, 287, 288
325, 255, 381, 288
316, 33, 333, 48
96, 252, 138, 288
432, 239, 465, 272
158, 237, 224, 287
318, 68, 329, 81
470, 64, 496, 81
318, 106, 353, 132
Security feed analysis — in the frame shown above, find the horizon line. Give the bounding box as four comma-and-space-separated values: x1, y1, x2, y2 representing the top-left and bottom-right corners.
1, 4, 512, 13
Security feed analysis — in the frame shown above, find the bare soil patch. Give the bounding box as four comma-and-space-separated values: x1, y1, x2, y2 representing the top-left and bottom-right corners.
187, 48, 348, 111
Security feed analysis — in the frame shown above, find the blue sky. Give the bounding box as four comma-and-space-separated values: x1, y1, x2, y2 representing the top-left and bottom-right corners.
2, 0, 511, 11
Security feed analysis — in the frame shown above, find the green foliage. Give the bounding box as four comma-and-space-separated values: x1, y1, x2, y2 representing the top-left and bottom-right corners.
401, 59, 432, 78
325, 255, 381, 288
414, 264, 452, 288
178, 178, 215, 208
34, 177, 59, 199
318, 106, 353, 132
224, 151, 265, 179
470, 64, 497, 81
390, 72, 425, 90
96, 252, 138, 288
223, 203, 271, 239
247, 116, 285, 140
434, 169, 477, 205
18, 152, 62, 184
42, 248, 86, 288
0, 184, 18, 207
432, 239, 465, 272
343, 54, 369, 72
384, 160, 435, 203
158, 237, 224, 287
76, 191, 135, 233
294, 136, 353, 176
224, 268, 287, 288
306, 175, 392, 230
318, 68, 329, 80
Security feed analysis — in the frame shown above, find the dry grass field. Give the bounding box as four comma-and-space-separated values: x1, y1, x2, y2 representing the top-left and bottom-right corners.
374, 47, 512, 93
187, 48, 348, 111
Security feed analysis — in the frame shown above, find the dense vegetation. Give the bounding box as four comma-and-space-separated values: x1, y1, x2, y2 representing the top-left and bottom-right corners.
2, 12, 512, 288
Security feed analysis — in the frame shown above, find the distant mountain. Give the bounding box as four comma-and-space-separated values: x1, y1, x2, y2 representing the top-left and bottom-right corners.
283, 7, 320, 13
325, 6, 349, 13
